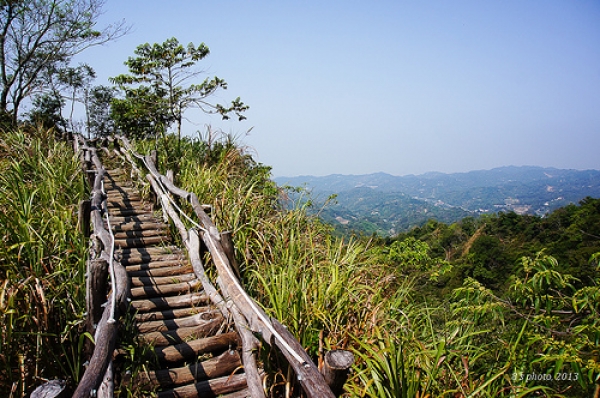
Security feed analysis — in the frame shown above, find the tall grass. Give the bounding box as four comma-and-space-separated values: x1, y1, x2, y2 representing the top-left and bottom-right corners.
0, 128, 88, 396
136, 131, 564, 397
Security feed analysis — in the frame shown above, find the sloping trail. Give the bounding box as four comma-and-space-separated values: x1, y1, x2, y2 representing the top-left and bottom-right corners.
104, 169, 247, 397
103, 166, 249, 397
71, 137, 351, 398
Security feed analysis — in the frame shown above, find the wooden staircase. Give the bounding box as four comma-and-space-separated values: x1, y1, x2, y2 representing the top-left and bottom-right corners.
70, 137, 351, 398
103, 168, 249, 397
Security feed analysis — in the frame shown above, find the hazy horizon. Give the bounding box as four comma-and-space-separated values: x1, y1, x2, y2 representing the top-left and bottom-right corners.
75, 1, 600, 177
275, 164, 600, 179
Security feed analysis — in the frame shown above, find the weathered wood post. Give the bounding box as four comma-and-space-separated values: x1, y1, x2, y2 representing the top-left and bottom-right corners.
84, 255, 108, 360
86, 258, 109, 331
321, 350, 355, 397
166, 169, 174, 184
78, 200, 91, 237
220, 231, 241, 280
150, 150, 158, 169
30, 379, 66, 398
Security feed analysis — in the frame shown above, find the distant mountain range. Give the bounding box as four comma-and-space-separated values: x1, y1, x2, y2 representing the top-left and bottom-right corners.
274, 166, 600, 235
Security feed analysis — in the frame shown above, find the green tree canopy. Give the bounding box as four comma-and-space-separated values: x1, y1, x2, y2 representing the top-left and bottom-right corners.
110, 37, 248, 141
0, 0, 127, 124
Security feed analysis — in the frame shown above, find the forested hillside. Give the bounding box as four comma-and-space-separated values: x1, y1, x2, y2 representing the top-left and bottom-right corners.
276, 167, 600, 235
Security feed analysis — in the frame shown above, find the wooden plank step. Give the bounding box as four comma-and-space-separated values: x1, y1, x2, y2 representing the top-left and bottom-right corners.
139, 322, 228, 347
130, 272, 196, 287
126, 262, 192, 277
134, 350, 241, 389
130, 279, 201, 299
105, 188, 137, 196
119, 248, 183, 265
219, 389, 251, 398
114, 235, 171, 249
154, 332, 239, 363
136, 309, 222, 333
110, 208, 153, 217
120, 246, 181, 255
134, 306, 208, 322
112, 222, 166, 232
113, 228, 168, 239
109, 214, 157, 223
156, 373, 247, 398
106, 201, 147, 210
120, 254, 184, 266
129, 292, 208, 312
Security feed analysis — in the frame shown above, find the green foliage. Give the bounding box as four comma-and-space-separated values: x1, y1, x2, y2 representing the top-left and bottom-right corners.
0, 127, 88, 396
110, 37, 248, 142
0, 0, 126, 123
27, 92, 66, 130
120, 132, 600, 396
86, 85, 116, 137
110, 85, 170, 139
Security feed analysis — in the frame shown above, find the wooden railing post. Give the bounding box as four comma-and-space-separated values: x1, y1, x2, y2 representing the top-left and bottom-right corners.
86, 258, 109, 332
220, 231, 241, 280
78, 199, 91, 237
321, 350, 355, 397
150, 150, 158, 169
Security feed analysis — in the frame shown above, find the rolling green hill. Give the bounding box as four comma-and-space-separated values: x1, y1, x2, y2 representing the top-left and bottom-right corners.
276, 166, 600, 235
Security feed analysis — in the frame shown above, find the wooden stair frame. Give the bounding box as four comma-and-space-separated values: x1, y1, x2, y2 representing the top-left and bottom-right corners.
71, 135, 353, 398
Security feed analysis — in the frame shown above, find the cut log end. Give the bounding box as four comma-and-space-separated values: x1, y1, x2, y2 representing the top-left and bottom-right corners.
322, 350, 355, 397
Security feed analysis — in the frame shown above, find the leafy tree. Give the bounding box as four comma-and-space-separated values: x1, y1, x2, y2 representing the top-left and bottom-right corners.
0, 0, 127, 124
27, 91, 66, 130
57, 63, 96, 133
110, 37, 248, 144
110, 86, 170, 139
85, 85, 115, 138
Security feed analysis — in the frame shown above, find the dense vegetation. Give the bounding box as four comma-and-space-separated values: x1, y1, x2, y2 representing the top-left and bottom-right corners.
0, 128, 88, 396
1, 126, 599, 397
1, 2, 598, 394
140, 132, 600, 397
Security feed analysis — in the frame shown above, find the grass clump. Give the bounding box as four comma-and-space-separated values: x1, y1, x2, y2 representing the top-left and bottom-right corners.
0, 127, 88, 396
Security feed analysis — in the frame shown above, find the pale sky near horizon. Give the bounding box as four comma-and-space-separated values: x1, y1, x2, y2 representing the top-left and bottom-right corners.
76, 0, 600, 177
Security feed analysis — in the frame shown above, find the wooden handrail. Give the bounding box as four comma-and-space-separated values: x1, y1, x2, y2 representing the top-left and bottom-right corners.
116, 135, 338, 398
72, 135, 129, 398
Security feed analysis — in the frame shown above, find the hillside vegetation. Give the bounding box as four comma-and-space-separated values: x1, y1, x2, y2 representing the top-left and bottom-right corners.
276, 167, 600, 235
0, 128, 88, 395
0, 128, 599, 396
138, 132, 600, 397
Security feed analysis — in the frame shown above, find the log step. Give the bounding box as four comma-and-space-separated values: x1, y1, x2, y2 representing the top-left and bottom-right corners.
112, 222, 166, 232
139, 322, 229, 347
156, 373, 247, 398
135, 350, 242, 389
109, 214, 158, 223
113, 228, 168, 239
154, 332, 239, 363
130, 279, 201, 299
114, 235, 171, 249
127, 263, 193, 278
119, 249, 184, 265
129, 292, 209, 312
110, 208, 153, 217
219, 389, 251, 398
134, 306, 209, 322
130, 272, 196, 287
136, 309, 222, 333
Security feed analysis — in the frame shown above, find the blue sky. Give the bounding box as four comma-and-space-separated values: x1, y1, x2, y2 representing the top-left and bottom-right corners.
79, 0, 600, 177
